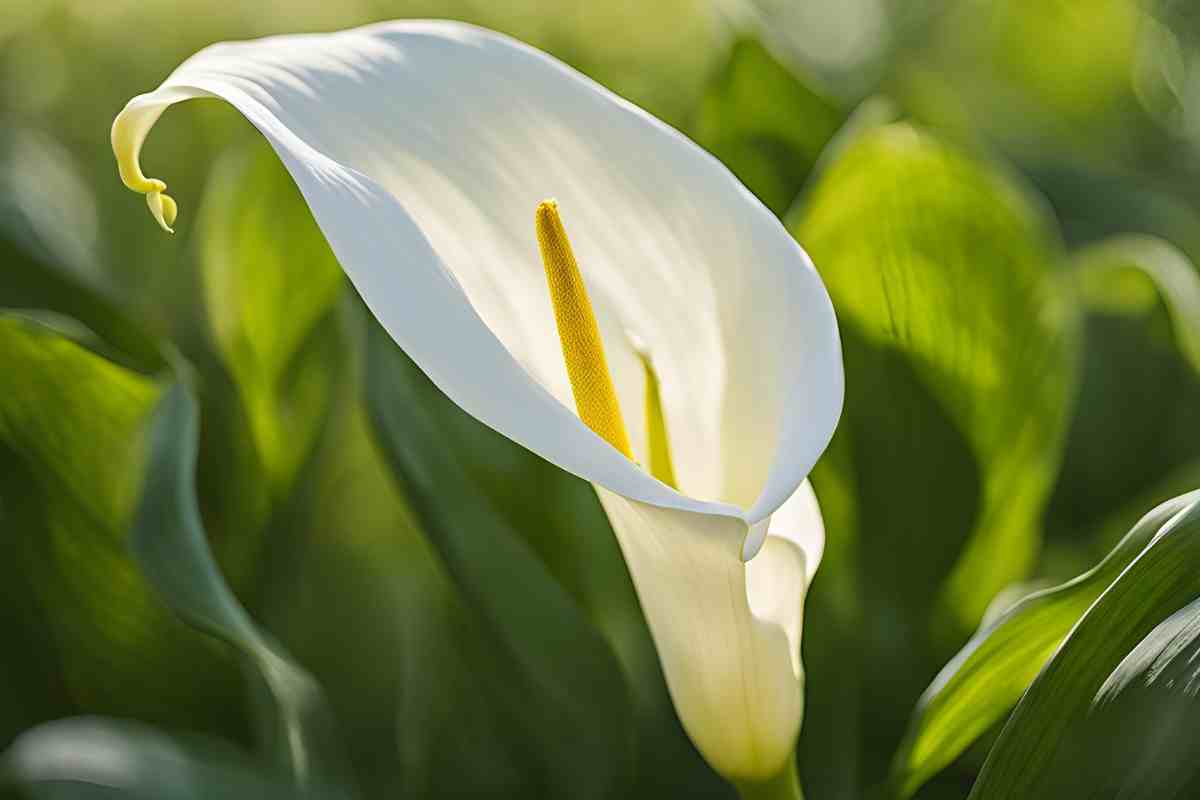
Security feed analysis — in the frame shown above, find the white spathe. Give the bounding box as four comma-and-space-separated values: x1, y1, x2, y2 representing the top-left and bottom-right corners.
112, 21, 843, 781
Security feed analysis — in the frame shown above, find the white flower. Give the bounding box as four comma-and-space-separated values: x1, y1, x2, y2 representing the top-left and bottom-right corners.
112, 21, 843, 783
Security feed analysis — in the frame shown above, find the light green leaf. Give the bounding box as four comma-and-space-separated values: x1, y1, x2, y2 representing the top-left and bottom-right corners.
693, 36, 844, 215
0, 314, 242, 734
890, 491, 1199, 797
132, 380, 349, 787
969, 493, 1200, 799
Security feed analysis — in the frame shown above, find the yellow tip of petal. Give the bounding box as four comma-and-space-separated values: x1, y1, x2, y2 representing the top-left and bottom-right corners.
146, 191, 176, 234
112, 106, 177, 234
536, 199, 633, 459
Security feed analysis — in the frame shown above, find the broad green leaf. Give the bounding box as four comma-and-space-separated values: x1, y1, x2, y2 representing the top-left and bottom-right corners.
692, 37, 843, 215
0, 315, 242, 736
789, 123, 1077, 784
197, 140, 344, 497
1, 718, 317, 800
132, 381, 348, 787
364, 311, 637, 799
890, 491, 1200, 797
970, 494, 1200, 798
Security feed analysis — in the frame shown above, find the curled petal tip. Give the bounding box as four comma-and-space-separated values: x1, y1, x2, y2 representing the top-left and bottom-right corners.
146, 191, 177, 234
113, 104, 176, 233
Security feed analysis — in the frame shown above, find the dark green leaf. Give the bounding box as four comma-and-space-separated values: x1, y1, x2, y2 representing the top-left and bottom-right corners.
363, 310, 637, 799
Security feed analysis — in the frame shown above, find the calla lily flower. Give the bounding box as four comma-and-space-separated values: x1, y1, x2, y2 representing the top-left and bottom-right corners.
111, 21, 843, 790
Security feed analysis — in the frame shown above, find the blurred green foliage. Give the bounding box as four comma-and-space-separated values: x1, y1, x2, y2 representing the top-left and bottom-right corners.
4, 1, 1200, 799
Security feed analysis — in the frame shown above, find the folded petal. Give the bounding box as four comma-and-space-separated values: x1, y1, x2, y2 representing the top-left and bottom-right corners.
111, 21, 842, 555
596, 480, 823, 781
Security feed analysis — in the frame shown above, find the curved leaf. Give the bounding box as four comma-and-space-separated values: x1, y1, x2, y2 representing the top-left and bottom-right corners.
890, 490, 1200, 797
1048, 235, 1200, 541
969, 493, 1200, 798
1072, 235, 1200, 376
132, 380, 348, 789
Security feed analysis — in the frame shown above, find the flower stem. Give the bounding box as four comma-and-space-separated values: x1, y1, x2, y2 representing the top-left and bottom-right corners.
734, 757, 804, 800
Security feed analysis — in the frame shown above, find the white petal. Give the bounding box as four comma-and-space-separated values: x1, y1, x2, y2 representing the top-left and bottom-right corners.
111, 21, 843, 556
597, 487, 815, 781
763, 478, 825, 583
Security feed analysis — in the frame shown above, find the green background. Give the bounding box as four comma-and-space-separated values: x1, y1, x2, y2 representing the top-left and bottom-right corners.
3, 1, 1200, 798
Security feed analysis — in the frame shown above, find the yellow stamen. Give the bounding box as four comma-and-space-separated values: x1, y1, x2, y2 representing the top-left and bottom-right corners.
536, 200, 633, 459
641, 354, 678, 489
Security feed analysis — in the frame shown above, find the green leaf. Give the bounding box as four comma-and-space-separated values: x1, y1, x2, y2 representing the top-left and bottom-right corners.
1, 718, 317, 800
969, 493, 1200, 798
0, 315, 243, 736
693, 37, 843, 215
1073, 235, 1200, 376
131, 380, 349, 787
363, 311, 637, 799
256, 389, 534, 798
1047, 235, 1200, 540
890, 490, 1200, 797
789, 122, 1078, 784
197, 139, 344, 497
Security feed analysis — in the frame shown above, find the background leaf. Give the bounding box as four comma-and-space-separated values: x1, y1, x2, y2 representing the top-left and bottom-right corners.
1046, 236, 1200, 555
692, 37, 844, 214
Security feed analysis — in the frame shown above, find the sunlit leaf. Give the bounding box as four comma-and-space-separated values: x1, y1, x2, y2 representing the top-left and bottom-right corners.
890, 491, 1199, 797
970, 494, 1200, 798
0, 315, 241, 737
